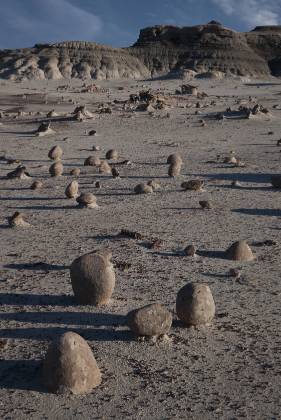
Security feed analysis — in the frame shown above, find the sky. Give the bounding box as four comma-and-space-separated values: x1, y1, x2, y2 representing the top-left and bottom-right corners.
0, 0, 280, 49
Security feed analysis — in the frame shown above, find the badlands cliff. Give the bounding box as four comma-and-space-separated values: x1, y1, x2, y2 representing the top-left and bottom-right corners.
1, 21, 281, 80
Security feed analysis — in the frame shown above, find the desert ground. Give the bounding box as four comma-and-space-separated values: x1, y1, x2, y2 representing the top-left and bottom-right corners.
0, 76, 280, 419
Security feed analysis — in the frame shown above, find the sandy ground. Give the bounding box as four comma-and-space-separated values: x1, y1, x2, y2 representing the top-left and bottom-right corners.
0, 76, 280, 420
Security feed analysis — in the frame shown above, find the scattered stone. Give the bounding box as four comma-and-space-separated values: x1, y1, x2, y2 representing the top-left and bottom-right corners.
7, 211, 30, 227
84, 156, 101, 167
36, 122, 55, 136
105, 149, 118, 160
65, 180, 79, 199
228, 268, 241, 278
76, 192, 98, 209
199, 200, 212, 209
119, 229, 144, 240
176, 282, 215, 326
224, 156, 237, 164
46, 109, 58, 118
48, 145, 63, 161
225, 240, 255, 261
70, 249, 115, 305
111, 167, 120, 178
183, 245, 197, 257
99, 160, 111, 174
30, 180, 43, 190
42, 332, 101, 394
134, 183, 153, 194
49, 161, 63, 177
231, 180, 242, 188
168, 163, 181, 177
127, 303, 172, 337
70, 168, 81, 177
73, 105, 94, 120
92, 145, 101, 151
181, 180, 204, 191
7, 165, 31, 179
167, 153, 182, 165
147, 180, 161, 190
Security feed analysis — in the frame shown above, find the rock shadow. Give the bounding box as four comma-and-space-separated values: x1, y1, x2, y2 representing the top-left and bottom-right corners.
0, 359, 43, 392
4, 262, 68, 271
232, 208, 281, 217
197, 250, 226, 259
0, 326, 132, 343
0, 293, 74, 306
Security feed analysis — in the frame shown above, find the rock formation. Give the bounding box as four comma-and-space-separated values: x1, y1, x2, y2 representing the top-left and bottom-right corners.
1, 23, 281, 80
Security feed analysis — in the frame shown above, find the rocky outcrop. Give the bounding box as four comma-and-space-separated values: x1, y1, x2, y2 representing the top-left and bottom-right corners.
130, 22, 281, 77
0, 41, 150, 81
0, 22, 281, 80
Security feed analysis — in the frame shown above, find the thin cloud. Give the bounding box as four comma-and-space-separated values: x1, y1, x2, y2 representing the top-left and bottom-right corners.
212, 0, 280, 27
0, 0, 103, 48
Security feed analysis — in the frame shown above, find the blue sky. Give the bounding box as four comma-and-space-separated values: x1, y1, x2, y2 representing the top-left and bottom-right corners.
0, 0, 280, 49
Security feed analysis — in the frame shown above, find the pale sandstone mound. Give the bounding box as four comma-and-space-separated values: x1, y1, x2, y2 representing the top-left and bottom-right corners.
42, 332, 101, 394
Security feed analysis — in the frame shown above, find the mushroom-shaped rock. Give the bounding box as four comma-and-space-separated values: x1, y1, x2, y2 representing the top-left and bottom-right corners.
42, 332, 101, 394
76, 192, 98, 208
30, 180, 43, 190
65, 181, 79, 199
7, 211, 30, 227
49, 161, 63, 177
271, 175, 281, 189
176, 283, 215, 326
225, 240, 254, 261
147, 180, 161, 191
134, 183, 153, 194
168, 163, 181, 177
167, 153, 182, 165
70, 168, 81, 177
105, 149, 118, 160
99, 161, 111, 174
181, 180, 204, 191
70, 250, 115, 305
84, 156, 101, 167
127, 303, 172, 337
48, 145, 63, 161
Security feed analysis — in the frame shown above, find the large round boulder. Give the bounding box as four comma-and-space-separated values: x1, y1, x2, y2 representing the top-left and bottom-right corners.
70, 250, 115, 305
225, 240, 254, 261
127, 303, 172, 337
176, 282, 215, 326
42, 332, 101, 394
